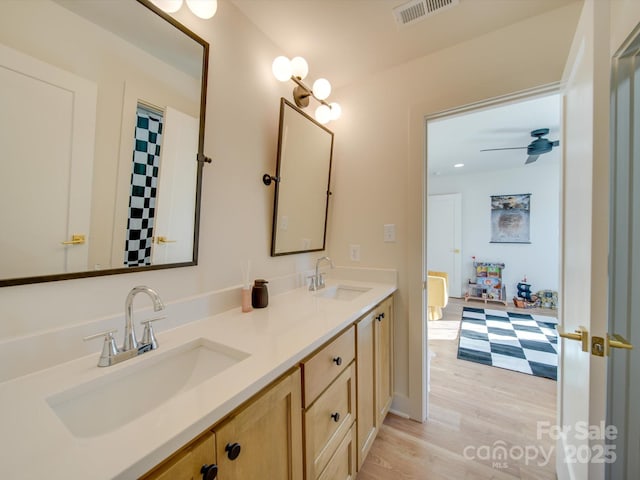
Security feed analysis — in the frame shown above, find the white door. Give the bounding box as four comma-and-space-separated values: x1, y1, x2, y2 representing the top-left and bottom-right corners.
427, 193, 462, 296
608, 26, 640, 480
0, 44, 96, 278
556, 1, 612, 478
152, 107, 199, 264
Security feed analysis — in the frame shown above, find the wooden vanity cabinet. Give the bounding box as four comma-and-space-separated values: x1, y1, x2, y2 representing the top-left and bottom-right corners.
301, 326, 357, 480
140, 431, 216, 480
141, 293, 394, 480
356, 296, 394, 469
376, 296, 394, 425
214, 367, 303, 479
139, 368, 302, 480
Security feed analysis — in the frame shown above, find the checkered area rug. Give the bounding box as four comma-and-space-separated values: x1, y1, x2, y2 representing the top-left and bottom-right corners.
457, 306, 558, 380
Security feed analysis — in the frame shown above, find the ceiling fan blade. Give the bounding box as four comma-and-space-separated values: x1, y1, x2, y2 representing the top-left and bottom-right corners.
479, 147, 527, 152
552, 140, 560, 147
525, 155, 539, 164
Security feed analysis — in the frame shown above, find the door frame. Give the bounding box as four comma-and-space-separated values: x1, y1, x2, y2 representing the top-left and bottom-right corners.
406, 82, 562, 421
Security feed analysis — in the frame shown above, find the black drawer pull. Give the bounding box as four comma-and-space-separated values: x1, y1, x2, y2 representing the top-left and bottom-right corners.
226, 442, 242, 460
331, 412, 340, 422
333, 356, 342, 366
200, 464, 218, 480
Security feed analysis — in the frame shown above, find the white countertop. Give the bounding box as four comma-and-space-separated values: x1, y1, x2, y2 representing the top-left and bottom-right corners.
0, 279, 395, 479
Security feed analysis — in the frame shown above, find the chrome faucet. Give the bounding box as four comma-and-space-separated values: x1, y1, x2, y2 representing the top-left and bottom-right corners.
309, 256, 334, 291
124, 285, 165, 352
83, 286, 165, 367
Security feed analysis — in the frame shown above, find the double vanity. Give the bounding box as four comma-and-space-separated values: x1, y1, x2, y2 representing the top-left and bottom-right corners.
0, 277, 396, 479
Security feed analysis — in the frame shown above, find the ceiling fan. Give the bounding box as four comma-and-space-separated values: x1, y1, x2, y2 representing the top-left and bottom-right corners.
480, 128, 560, 164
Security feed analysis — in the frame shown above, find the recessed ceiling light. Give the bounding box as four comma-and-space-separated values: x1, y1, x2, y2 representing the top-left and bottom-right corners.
454, 163, 464, 168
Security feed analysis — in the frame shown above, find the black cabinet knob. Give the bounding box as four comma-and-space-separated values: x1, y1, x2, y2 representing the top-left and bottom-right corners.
331, 412, 340, 422
200, 464, 218, 480
332, 356, 342, 366
226, 442, 242, 460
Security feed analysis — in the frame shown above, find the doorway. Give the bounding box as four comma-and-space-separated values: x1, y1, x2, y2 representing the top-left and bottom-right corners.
424, 91, 564, 472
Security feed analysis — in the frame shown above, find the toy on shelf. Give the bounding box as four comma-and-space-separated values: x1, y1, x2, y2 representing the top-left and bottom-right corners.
536, 290, 558, 309
513, 275, 541, 308
465, 261, 507, 306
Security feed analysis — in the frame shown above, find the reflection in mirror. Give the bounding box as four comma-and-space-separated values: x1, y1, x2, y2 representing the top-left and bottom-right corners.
0, 0, 208, 286
270, 98, 334, 256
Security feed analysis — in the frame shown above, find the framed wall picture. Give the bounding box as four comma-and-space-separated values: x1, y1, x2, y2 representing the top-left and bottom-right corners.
490, 193, 531, 243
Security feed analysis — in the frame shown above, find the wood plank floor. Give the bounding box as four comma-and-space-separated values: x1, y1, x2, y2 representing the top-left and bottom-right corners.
358, 298, 558, 479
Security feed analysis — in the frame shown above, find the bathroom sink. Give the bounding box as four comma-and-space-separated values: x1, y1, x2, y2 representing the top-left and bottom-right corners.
47, 338, 250, 438
317, 285, 371, 301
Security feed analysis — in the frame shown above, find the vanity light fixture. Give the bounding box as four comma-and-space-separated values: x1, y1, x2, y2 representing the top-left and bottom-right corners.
151, 0, 217, 19
272, 56, 341, 124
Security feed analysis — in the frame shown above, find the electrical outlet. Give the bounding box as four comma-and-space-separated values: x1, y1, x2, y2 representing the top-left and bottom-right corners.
384, 224, 396, 242
349, 244, 361, 262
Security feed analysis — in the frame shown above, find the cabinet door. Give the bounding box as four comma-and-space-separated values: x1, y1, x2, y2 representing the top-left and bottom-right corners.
140, 431, 216, 480
375, 296, 393, 425
356, 310, 376, 469
215, 368, 303, 480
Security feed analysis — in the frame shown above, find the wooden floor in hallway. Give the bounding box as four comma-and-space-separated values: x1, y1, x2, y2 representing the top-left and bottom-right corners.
357, 298, 558, 480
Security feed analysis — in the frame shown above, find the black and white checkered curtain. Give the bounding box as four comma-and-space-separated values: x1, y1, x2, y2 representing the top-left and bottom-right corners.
124, 107, 163, 267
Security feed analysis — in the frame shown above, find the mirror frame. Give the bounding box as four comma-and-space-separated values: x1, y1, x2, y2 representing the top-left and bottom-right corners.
270, 98, 334, 257
0, 0, 209, 287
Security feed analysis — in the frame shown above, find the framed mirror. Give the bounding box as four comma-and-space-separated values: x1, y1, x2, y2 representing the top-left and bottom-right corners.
0, 0, 209, 286
270, 98, 334, 256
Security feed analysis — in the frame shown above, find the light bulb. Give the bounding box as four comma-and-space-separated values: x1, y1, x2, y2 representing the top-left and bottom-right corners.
329, 102, 342, 120
150, 0, 183, 13
290, 57, 309, 80
272, 56, 292, 82
312, 78, 331, 100
315, 105, 331, 124
185, 0, 217, 19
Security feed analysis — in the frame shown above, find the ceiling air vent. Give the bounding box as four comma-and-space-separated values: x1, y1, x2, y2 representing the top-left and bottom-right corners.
393, 0, 459, 27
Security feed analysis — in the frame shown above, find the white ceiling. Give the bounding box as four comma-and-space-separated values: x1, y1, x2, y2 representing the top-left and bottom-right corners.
427, 94, 561, 176
229, 0, 576, 89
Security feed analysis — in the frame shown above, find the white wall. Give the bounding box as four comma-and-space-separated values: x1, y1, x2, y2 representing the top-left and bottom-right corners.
331, 2, 581, 417
0, 1, 313, 339
429, 160, 561, 300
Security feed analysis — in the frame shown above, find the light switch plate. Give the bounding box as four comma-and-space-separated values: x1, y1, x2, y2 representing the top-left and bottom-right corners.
349, 244, 361, 262
384, 224, 396, 242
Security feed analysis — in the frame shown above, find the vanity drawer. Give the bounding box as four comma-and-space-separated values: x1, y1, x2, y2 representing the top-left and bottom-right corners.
303, 326, 355, 406
317, 426, 356, 480
305, 362, 356, 480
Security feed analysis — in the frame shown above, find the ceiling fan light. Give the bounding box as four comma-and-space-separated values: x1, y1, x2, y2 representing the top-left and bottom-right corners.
185, 0, 217, 18
290, 57, 309, 80
150, 0, 183, 13
272, 56, 292, 82
312, 78, 331, 100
